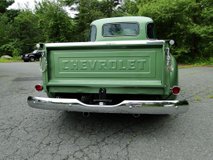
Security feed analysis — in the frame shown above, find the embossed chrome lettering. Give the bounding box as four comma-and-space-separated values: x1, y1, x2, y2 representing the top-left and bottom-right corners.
98, 60, 107, 70
60, 59, 147, 71
87, 60, 97, 70
70, 60, 78, 70
80, 60, 87, 70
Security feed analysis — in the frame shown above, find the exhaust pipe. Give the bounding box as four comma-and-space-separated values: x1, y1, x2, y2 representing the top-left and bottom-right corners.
82, 112, 90, 118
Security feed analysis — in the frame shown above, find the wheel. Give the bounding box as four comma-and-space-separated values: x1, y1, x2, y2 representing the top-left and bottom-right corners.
29, 56, 35, 62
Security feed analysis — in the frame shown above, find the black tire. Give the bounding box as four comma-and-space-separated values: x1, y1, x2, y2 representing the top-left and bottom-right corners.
29, 56, 35, 62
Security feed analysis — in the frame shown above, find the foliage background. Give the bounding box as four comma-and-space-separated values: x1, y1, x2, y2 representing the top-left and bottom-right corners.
0, 0, 212, 63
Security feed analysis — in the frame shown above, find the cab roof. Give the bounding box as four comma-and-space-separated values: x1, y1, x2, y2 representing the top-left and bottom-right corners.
91, 16, 153, 26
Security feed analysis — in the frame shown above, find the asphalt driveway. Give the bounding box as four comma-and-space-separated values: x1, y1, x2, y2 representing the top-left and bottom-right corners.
0, 63, 212, 160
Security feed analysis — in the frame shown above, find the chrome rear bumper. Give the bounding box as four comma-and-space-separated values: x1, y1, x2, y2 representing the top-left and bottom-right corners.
27, 96, 189, 114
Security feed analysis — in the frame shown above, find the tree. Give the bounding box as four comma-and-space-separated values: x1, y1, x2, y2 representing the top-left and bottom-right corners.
0, 0, 19, 56
122, 0, 139, 16
138, 0, 213, 62
10, 11, 42, 55
35, 0, 76, 42
0, 0, 14, 14
62, 0, 123, 41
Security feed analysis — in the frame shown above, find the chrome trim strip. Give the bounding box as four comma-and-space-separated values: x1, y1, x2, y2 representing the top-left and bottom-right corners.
44, 40, 165, 48
27, 96, 189, 114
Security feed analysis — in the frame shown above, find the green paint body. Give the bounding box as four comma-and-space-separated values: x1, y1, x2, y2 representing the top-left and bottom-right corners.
40, 17, 178, 100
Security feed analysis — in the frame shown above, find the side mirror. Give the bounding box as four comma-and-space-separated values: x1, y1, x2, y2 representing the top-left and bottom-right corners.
169, 40, 175, 46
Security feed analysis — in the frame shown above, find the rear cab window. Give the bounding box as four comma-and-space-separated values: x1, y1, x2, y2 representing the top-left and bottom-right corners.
147, 23, 156, 39
89, 25, 97, 41
102, 22, 139, 37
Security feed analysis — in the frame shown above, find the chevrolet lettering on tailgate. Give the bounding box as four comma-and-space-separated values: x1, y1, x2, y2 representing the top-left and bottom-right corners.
60, 59, 147, 71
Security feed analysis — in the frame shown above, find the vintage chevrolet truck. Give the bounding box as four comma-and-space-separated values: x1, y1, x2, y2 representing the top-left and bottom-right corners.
28, 16, 188, 114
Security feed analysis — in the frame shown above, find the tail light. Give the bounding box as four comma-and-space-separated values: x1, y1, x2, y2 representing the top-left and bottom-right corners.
171, 86, 180, 95
35, 84, 43, 92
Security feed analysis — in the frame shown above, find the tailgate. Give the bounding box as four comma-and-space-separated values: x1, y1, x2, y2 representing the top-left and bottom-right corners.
44, 41, 165, 94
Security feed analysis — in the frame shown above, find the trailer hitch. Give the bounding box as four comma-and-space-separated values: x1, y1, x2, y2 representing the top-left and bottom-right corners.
94, 88, 112, 105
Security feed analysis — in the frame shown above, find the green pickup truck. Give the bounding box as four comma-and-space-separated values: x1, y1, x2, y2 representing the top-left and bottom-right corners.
28, 16, 188, 115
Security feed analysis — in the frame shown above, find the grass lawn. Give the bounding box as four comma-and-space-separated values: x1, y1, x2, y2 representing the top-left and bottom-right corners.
0, 56, 22, 63
179, 58, 213, 68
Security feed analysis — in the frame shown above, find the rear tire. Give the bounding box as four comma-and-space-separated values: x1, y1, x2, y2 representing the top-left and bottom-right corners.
30, 57, 35, 62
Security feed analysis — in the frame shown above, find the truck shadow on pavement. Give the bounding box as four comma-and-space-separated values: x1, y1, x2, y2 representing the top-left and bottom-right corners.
55, 111, 175, 137
63, 111, 171, 124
